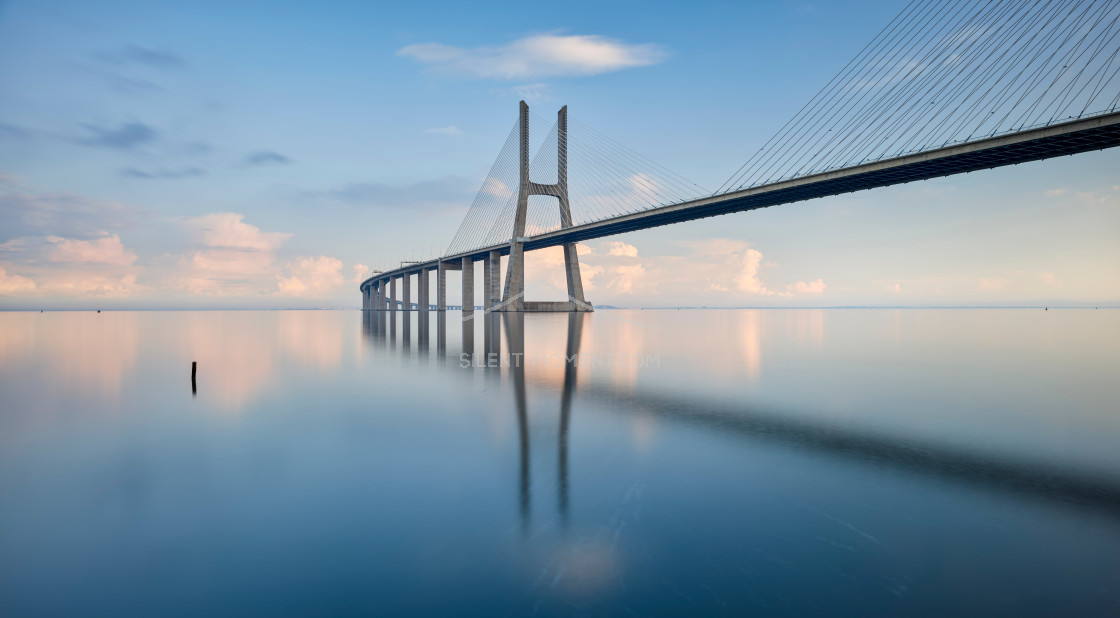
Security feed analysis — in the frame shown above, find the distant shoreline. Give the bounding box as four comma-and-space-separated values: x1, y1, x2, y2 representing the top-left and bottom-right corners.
2, 306, 1116, 312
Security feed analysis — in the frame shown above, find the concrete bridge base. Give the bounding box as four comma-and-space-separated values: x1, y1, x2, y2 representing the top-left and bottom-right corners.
522, 301, 593, 312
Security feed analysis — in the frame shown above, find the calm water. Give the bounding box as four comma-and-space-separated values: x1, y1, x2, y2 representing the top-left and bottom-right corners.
1, 308, 1119, 616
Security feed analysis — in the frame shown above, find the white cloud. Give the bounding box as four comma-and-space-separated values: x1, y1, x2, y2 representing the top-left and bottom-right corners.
174, 213, 291, 296
480, 177, 514, 199
397, 34, 666, 80
787, 279, 826, 295
604, 241, 638, 257
424, 126, 463, 136
277, 256, 345, 298
185, 212, 290, 251
522, 239, 826, 304
513, 83, 550, 103
352, 263, 370, 284
46, 234, 137, 266
0, 232, 145, 298
0, 266, 35, 293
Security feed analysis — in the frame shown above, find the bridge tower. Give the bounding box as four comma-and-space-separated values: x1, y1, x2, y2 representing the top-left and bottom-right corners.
500, 101, 592, 312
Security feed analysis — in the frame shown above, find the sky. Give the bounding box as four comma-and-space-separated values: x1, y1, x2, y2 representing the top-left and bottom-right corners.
0, 0, 1117, 309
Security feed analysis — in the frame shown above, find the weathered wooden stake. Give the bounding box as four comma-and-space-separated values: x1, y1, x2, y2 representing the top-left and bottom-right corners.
192, 361, 197, 395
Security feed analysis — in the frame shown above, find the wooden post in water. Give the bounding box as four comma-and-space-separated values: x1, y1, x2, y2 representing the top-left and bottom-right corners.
192, 361, 197, 395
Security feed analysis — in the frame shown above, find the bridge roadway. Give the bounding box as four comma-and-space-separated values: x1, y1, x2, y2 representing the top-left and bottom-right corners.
361, 111, 1120, 305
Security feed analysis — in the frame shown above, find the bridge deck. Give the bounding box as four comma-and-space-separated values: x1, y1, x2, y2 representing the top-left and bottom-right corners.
362, 111, 1120, 291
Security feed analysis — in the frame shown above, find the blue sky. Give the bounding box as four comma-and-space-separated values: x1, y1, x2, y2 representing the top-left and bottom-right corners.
1, 0, 1117, 308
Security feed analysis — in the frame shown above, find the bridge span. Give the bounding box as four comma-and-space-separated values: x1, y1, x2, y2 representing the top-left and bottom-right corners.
361, 110, 1120, 313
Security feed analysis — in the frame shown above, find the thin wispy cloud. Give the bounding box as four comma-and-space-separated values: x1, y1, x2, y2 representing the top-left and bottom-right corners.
513, 83, 550, 103
397, 34, 666, 80
0, 122, 31, 139
307, 176, 473, 211
120, 166, 205, 179
77, 122, 157, 150
94, 44, 185, 69
244, 151, 292, 166
424, 126, 463, 136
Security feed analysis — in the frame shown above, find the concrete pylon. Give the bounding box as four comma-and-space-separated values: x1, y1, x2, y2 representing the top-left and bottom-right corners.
500, 101, 592, 312
437, 262, 447, 311
418, 268, 429, 311
462, 256, 474, 312
488, 249, 501, 309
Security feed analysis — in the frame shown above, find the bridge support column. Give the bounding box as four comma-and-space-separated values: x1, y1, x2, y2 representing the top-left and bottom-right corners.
418, 268, 430, 311
389, 277, 397, 310
462, 257, 474, 313
482, 254, 492, 312
377, 280, 385, 310
402, 272, 412, 311
437, 262, 447, 311
488, 250, 501, 309
501, 101, 591, 312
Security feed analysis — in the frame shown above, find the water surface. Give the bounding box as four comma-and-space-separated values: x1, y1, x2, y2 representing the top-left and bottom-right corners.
1, 308, 1118, 616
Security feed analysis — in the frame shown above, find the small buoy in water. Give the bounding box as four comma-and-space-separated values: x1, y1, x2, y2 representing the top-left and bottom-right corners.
1045, 307, 1048, 311
97, 310, 101, 313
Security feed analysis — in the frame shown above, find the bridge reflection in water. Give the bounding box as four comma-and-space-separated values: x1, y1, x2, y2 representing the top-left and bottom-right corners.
362, 309, 1120, 527
364, 309, 585, 536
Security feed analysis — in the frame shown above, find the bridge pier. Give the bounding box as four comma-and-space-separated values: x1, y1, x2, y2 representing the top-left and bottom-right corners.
389, 276, 397, 311
437, 262, 447, 311
482, 254, 492, 312
418, 268, 430, 311
488, 250, 501, 310
462, 257, 474, 313
402, 272, 411, 311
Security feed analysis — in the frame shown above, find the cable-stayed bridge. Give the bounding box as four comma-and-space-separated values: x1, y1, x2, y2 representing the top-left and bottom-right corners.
361, 0, 1120, 312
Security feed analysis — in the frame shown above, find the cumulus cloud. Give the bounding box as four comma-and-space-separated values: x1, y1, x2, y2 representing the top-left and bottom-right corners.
570, 238, 826, 304
77, 122, 157, 150
787, 279, 826, 295
352, 263, 371, 284
0, 232, 145, 298
46, 234, 137, 266
397, 34, 666, 80
480, 177, 514, 200
244, 151, 292, 166
604, 241, 638, 257
277, 256, 346, 297
170, 214, 292, 295
0, 266, 36, 293
186, 213, 290, 252
169, 214, 351, 300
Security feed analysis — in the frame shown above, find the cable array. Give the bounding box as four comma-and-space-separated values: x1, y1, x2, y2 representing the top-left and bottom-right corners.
441, 0, 1120, 261
445, 111, 707, 255
443, 119, 521, 256
718, 0, 1120, 193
